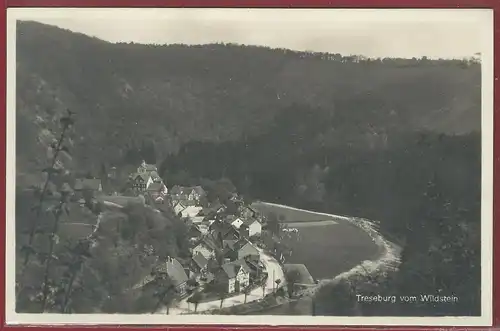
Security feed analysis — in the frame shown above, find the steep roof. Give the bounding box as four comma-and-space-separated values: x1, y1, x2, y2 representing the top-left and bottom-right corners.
166, 258, 188, 286
132, 173, 151, 182
221, 259, 251, 278
242, 217, 261, 227
238, 242, 260, 256
221, 263, 238, 279
192, 252, 208, 269
223, 239, 237, 250
147, 182, 165, 191
74, 178, 101, 191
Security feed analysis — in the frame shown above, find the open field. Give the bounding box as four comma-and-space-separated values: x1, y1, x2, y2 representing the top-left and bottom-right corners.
252, 202, 380, 280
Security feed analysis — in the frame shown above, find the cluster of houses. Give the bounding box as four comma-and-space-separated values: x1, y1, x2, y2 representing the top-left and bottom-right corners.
72, 160, 270, 299
163, 187, 268, 296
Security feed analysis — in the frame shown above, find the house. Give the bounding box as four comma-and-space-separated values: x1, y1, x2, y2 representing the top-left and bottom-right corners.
187, 223, 203, 240
130, 161, 165, 193
226, 215, 244, 229
146, 182, 168, 201
74, 178, 103, 192
238, 205, 259, 219
192, 240, 217, 260
190, 252, 210, 282
245, 256, 266, 280
165, 257, 189, 296
170, 185, 206, 204
218, 259, 251, 293
191, 252, 209, 272
130, 173, 153, 192
137, 160, 158, 174
211, 221, 240, 243
221, 239, 249, 262
180, 206, 203, 218
199, 202, 226, 217
239, 218, 262, 237
237, 242, 260, 260
173, 202, 187, 216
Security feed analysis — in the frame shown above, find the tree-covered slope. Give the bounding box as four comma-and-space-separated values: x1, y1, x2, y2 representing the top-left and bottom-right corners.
16, 20, 480, 186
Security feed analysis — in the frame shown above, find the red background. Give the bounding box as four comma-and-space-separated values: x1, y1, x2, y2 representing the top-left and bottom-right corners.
1, 0, 498, 330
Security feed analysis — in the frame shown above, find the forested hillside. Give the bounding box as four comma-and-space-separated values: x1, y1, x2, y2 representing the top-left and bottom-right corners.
17, 20, 480, 187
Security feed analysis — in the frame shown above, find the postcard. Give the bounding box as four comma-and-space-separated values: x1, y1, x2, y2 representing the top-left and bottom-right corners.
5, 7, 494, 326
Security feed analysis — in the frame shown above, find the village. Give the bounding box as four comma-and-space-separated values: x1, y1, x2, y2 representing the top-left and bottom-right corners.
70, 160, 299, 314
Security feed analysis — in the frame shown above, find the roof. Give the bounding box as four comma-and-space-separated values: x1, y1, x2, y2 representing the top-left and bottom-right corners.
192, 252, 208, 269
181, 206, 203, 216
143, 164, 157, 172
221, 259, 251, 278
223, 239, 237, 250
74, 178, 101, 191
132, 173, 151, 182
174, 201, 187, 209
242, 217, 261, 227
195, 236, 219, 252
166, 258, 189, 286
212, 221, 239, 239
189, 224, 202, 235
221, 263, 238, 279
147, 182, 165, 191
239, 242, 260, 255
224, 215, 238, 223
171, 185, 206, 196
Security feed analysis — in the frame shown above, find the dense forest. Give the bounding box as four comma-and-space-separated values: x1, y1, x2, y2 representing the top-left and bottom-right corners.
16, 20, 482, 316
17, 20, 479, 185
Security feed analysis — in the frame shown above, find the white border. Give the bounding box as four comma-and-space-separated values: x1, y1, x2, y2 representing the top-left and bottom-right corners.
5, 8, 494, 326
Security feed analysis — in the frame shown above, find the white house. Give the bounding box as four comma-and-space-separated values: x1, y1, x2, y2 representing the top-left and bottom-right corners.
241, 218, 262, 237
230, 217, 244, 229
219, 259, 251, 293
192, 242, 216, 260
180, 206, 203, 218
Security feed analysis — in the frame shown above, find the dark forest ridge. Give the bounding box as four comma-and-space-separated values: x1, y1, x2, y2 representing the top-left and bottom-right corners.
16, 20, 480, 186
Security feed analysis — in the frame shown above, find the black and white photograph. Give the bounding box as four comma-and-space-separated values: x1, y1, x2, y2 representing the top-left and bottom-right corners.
6, 8, 494, 326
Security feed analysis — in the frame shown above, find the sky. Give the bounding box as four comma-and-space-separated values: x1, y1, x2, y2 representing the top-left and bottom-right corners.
9, 8, 491, 59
